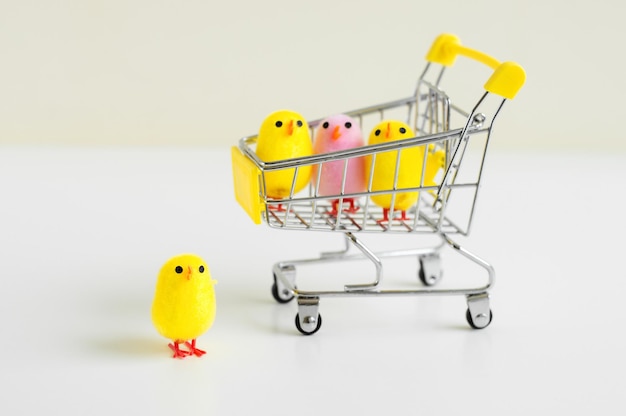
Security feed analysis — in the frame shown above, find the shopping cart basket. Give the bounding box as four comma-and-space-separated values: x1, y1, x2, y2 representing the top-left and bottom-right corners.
231, 33, 525, 334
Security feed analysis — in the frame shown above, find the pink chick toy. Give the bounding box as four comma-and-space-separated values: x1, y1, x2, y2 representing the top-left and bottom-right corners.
312, 114, 365, 215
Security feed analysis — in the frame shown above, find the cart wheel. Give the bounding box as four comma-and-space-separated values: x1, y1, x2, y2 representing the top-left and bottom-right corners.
295, 312, 322, 335
466, 308, 493, 329
271, 273, 295, 303
418, 254, 442, 286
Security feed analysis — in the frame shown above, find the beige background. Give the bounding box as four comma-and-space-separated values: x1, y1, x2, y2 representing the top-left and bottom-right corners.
1, 0, 623, 150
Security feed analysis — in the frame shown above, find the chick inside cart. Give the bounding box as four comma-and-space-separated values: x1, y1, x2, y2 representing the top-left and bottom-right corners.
231, 33, 525, 335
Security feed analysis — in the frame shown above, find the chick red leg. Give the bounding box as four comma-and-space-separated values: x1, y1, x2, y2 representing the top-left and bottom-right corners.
376, 208, 390, 224
400, 211, 410, 221
344, 198, 360, 213
268, 204, 286, 212
168, 341, 190, 359
330, 199, 359, 216
329, 200, 339, 216
184, 339, 206, 357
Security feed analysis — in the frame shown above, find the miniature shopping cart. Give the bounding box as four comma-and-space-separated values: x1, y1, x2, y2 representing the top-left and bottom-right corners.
231, 33, 525, 334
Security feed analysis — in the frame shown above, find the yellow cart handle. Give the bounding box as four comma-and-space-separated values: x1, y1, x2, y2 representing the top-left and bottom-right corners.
425, 33, 525, 99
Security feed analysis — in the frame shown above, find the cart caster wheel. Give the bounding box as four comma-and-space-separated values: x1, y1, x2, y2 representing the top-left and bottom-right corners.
271, 282, 294, 303
295, 313, 322, 335
419, 254, 442, 286
466, 308, 493, 329
271, 273, 295, 304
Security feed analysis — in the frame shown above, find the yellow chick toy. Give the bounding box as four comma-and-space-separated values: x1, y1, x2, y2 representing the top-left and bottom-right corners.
151, 254, 217, 359
365, 120, 426, 223
255, 110, 313, 208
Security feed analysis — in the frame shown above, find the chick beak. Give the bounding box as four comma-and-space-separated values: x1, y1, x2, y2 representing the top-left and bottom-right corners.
332, 125, 341, 141
186, 265, 192, 280
286, 120, 294, 136
385, 122, 391, 139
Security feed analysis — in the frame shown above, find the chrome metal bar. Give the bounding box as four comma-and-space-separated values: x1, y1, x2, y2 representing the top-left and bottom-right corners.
285, 233, 493, 298
343, 232, 383, 292
465, 97, 506, 235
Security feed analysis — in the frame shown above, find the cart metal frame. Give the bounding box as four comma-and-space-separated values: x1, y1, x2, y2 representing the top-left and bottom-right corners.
231, 33, 525, 334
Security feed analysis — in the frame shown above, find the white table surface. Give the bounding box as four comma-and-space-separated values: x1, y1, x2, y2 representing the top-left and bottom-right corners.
1, 146, 624, 415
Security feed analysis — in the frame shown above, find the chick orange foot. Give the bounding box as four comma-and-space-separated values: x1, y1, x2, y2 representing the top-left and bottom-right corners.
168, 341, 191, 359
329, 198, 360, 216
184, 339, 206, 357
377, 208, 410, 224
268, 204, 286, 212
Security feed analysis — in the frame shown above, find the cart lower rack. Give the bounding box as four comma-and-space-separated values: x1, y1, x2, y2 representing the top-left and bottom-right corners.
231, 33, 525, 334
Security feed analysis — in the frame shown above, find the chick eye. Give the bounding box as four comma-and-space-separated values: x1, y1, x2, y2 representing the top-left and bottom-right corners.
345, 122, 352, 128
175, 266, 183, 274
322, 122, 329, 129
275, 121, 283, 128
375, 129, 381, 136
199, 265, 205, 273
399, 127, 406, 134
296, 120, 303, 127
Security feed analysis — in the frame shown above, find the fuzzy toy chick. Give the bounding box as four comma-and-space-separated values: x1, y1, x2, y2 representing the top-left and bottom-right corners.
151, 254, 217, 359
255, 110, 313, 206
312, 114, 365, 215
365, 120, 426, 223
